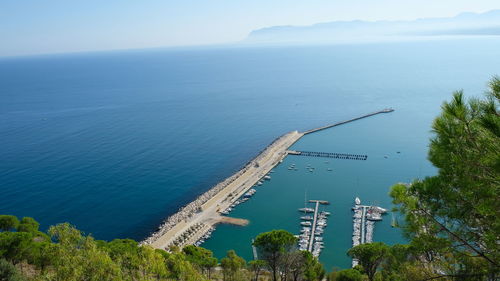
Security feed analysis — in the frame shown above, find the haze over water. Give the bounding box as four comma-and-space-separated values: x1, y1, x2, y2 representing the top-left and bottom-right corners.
1, 38, 499, 269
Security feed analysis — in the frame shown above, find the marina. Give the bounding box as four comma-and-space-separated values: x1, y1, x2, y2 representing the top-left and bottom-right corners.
351, 197, 387, 267
198, 106, 432, 269
143, 109, 395, 252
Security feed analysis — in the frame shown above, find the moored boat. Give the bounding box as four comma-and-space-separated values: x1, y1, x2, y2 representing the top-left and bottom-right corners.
355, 197, 361, 205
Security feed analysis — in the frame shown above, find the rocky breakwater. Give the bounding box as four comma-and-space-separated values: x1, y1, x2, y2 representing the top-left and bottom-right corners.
141, 131, 302, 248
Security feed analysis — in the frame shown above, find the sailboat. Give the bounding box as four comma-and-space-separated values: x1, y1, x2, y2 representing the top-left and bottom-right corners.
298, 189, 313, 213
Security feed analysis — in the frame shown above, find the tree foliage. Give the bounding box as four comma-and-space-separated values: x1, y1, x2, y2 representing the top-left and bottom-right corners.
253, 230, 324, 281
220, 250, 246, 281
248, 259, 266, 281
347, 242, 389, 281
0, 216, 208, 281
16, 217, 39, 234
328, 268, 363, 281
0, 216, 19, 232
183, 245, 218, 279
0, 258, 24, 281
254, 230, 297, 281
390, 76, 500, 280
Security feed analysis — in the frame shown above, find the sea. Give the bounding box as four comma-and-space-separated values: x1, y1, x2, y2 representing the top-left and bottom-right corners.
1, 37, 499, 270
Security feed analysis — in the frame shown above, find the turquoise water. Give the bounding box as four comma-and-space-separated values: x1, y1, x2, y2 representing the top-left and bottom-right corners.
201, 110, 436, 270
0, 38, 499, 269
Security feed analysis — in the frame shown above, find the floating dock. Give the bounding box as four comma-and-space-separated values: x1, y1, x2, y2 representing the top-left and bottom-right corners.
288, 151, 368, 160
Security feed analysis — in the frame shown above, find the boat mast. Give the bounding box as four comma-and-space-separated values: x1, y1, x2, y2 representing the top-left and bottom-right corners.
304, 189, 307, 214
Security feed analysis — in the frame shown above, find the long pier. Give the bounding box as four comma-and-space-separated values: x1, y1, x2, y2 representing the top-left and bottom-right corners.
304, 108, 394, 135
144, 109, 393, 250
308, 201, 321, 252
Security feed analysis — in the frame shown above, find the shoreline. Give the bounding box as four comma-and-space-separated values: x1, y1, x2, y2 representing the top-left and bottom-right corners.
142, 109, 394, 250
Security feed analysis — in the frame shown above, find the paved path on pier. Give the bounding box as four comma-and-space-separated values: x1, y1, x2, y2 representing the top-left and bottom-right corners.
360, 206, 367, 244
303, 108, 393, 135
307, 201, 321, 252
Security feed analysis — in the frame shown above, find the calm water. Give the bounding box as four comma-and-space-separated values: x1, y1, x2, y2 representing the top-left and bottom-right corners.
1, 38, 499, 269
202, 111, 434, 270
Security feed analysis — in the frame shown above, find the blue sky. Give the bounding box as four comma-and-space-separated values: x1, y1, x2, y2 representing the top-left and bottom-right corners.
0, 0, 499, 56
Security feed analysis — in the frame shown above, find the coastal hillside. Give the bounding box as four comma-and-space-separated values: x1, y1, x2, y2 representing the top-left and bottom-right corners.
246, 10, 500, 44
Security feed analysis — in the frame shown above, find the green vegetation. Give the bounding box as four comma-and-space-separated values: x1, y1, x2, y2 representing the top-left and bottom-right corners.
253, 230, 297, 281
347, 242, 389, 281
248, 259, 266, 281
183, 245, 218, 279
1, 77, 498, 280
0, 219, 323, 280
250, 229, 325, 281
0, 258, 24, 281
220, 250, 246, 281
328, 269, 363, 281
0, 216, 20, 232
387, 76, 500, 280
330, 76, 500, 280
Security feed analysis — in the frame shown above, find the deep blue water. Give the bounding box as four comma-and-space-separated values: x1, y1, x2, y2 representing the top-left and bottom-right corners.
1, 38, 499, 252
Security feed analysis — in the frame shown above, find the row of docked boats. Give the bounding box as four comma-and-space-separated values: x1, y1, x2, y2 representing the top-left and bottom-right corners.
351, 197, 387, 267
311, 211, 329, 257
220, 188, 257, 215
256, 174, 272, 186
220, 172, 273, 215
170, 223, 212, 248
194, 226, 215, 247
297, 204, 330, 258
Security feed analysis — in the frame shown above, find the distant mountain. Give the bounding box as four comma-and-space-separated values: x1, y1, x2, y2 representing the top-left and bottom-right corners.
246, 10, 500, 44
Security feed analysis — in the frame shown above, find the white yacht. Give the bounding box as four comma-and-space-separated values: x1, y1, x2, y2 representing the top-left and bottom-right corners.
299, 208, 315, 213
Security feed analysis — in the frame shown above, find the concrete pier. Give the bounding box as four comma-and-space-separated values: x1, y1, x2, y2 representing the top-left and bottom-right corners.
360, 206, 368, 244
307, 201, 321, 252
304, 108, 394, 135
